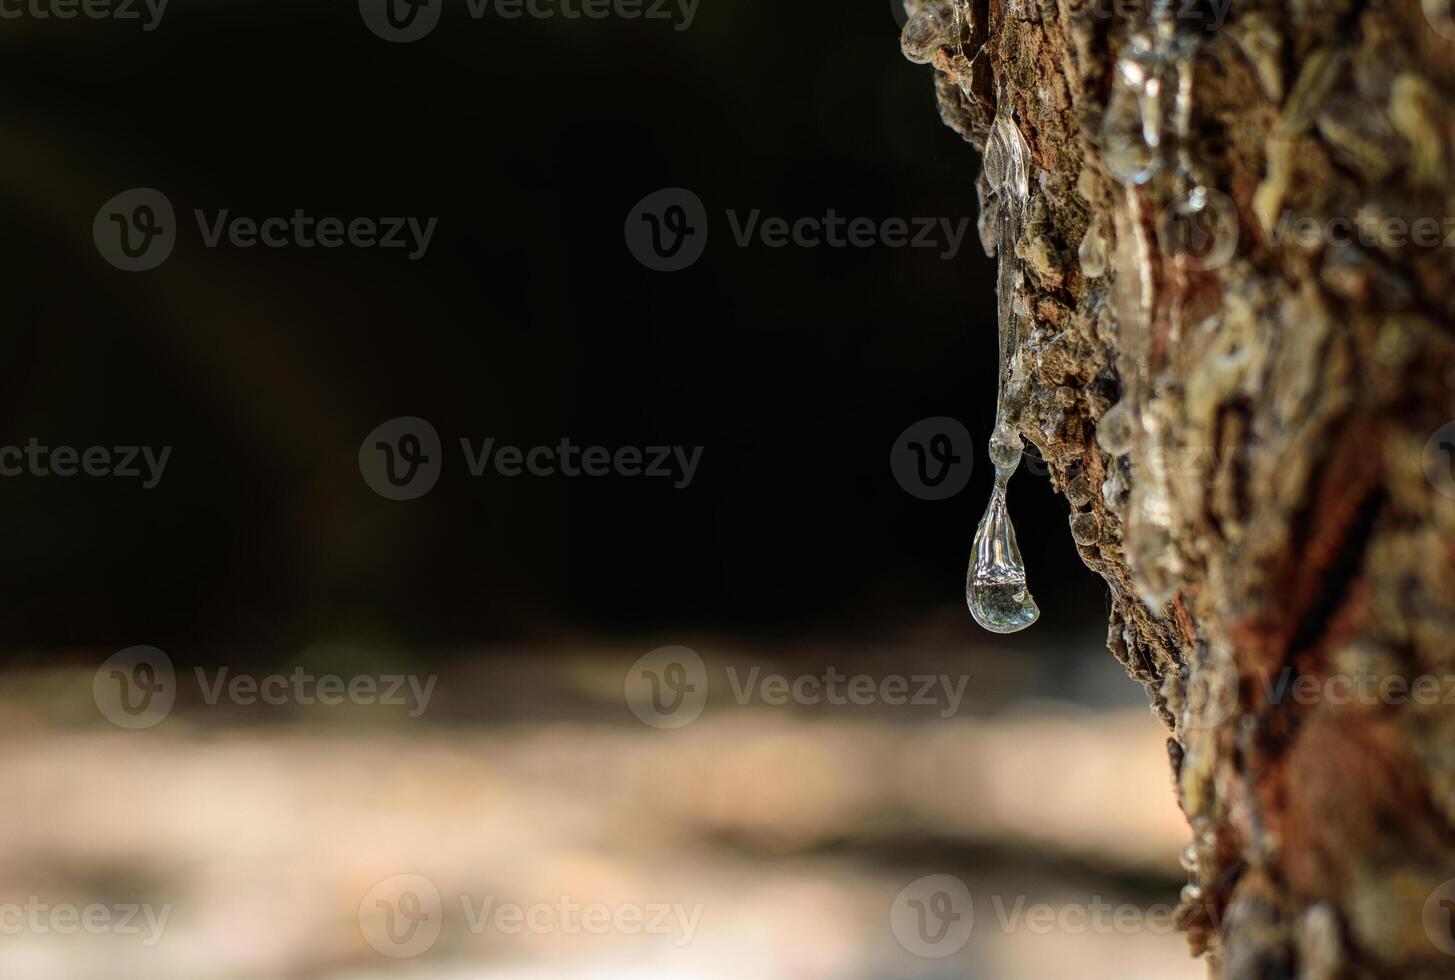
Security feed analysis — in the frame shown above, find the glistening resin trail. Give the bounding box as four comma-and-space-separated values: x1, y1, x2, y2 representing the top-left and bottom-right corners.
965, 97, 1039, 634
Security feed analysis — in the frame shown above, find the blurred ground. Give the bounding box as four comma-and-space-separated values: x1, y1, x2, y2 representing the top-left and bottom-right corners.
0, 642, 1204, 980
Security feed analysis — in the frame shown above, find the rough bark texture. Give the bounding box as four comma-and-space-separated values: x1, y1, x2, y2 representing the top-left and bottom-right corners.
906, 0, 1455, 975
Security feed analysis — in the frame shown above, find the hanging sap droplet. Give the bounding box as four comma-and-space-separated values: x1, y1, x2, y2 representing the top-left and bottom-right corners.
952, 52, 982, 102
1069, 511, 1101, 546
1179, 844, 1199, 873
1156, 184, 1239, 271
1102, 461, 1130, 513
901, 4, 953, 65
1101, 51, 1162, 186
1095, 400, 1135, 455
1078, 215, 1108, 278
988, 422, 1023, 469
982, 123, 1008, 190
944, 51, 974, 99
952, 0, 975, 33
990, 107, 1032, 202
967, 474, 1040, 633
967, 87, 1041, 635
1102, 85, 1156, 184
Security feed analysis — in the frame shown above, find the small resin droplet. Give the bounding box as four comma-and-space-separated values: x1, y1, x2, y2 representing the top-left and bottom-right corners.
988, 422, 1022, 469
1095, 400, 1134, 455
995, 119, 1030, 202
1156, 184, 1238, 271
1101, 48, 1162, 186
901, 5, 952, 65
967, 472, 1040, 633
1102, 467, 1129, 513
982, 126, 1008, 191
1069, 511, 1101, 546
1179, 844, 1199, 873
1078, 215, 1108, 278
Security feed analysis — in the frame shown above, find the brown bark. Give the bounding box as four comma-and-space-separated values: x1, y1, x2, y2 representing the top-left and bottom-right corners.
905, 0, 1455, 975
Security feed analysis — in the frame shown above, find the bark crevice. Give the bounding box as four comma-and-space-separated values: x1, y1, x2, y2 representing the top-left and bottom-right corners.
902, 0, 1455, 972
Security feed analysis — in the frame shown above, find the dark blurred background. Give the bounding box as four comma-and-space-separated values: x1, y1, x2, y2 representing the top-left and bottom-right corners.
0, 10, 1210, 980
0, 0, 1109, 664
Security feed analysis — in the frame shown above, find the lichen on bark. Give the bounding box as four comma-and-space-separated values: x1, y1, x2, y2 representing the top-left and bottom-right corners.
902, 0, 1455, 974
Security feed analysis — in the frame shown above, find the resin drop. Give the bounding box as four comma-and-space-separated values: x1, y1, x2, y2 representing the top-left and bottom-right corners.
982, 125, 1008, 190
901, 4, 952, 65
994, 111, 1031, 200
1095, 400, 1134, 455
1179, 844, 1199, 873
1101, 47, 1162, 186
1068, 511, 1101, 547
967, 96, 1039, 634
1156, 184, 1238, 271
967, 471, 1041, 633
1078, 215, 1108, 278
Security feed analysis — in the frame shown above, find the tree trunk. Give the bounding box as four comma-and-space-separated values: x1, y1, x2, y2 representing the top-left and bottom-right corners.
903, 0, 1455, 975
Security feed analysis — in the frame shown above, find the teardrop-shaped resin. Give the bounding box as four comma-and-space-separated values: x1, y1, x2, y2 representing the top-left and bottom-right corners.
1102, 88, 1155, 184
966, 93, 1040, 635
966, 474, 1040, 633
1078, 214, 1108, 278
982, 124, 1008, 191
1101, 53, 1162, 186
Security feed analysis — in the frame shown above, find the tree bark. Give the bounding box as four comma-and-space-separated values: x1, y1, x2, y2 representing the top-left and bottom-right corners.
904, 0, 1455, 975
